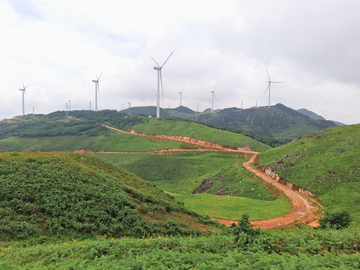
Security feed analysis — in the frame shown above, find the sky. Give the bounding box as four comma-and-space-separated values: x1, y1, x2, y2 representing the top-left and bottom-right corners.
1, 0, 360, 124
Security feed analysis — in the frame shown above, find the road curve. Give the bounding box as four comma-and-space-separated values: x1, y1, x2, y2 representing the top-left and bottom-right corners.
211, 154, 319, 228
98, 124, 320, 229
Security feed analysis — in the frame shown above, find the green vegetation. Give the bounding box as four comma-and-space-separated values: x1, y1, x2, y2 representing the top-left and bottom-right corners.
1, 228, 360, 269
98, 152, 290, 221
99, 152, 278, 199
121, 104, 336, 142
117, 116, 271, 152
0, 130, 197, 153
0, 110, 271, 152
173, 194, 290, 220
0, 152, 218, 241
257, 124, 360, 222
98, 152, 238, 194
319, 211, 352, 230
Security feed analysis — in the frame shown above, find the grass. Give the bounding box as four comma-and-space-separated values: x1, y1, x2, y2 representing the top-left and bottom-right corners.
0, 130, 195, 152
120, 117, 271, 152
97, 152, 239, 194
1, 228, 360, 269
257, 124, 360, 222
173, 193, 291, 221
98, 151, 289, 221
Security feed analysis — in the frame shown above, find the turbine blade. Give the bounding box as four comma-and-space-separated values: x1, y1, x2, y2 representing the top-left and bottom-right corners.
213, 82, 218, 92
266, 70, 271, 81
24, 89, 27, 105
98, 72, 102, 80
97, 83, 101, 100
264, 84, 270, 94
151, 57, 160, 67
271, 81, 284, 83
214, 93, 218, 101
161, 51, 174, 68
22, 81, 25, 89
160, 70, 164, 97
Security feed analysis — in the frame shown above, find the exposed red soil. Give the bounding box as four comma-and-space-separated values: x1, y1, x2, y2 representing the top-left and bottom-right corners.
88, 124, 321, 229
211, 154, 320, 229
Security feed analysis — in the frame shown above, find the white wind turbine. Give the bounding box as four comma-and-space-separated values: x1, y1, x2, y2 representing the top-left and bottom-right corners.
151, 51, 174, 118
264, 70, 283, 108
92, 72, 102, 111
179, 91, 182, 106
19, 82, 28, 116
210, 82, 218, 113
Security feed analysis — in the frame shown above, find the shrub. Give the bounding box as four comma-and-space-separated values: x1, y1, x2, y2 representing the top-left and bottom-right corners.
319, 210, 352, 230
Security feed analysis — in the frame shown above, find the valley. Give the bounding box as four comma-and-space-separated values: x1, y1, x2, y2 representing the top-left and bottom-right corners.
0, 110, 359, 269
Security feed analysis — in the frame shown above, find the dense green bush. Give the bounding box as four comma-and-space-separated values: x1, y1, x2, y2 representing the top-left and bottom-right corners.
319, 211, 352, 230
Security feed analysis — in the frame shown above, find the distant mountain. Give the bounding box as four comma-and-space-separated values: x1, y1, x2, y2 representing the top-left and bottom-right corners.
297, 108, 326, 120
121, 104, 337, 140
297, 108, 345, 125
121, 106, 170, 117
193, 104, 336, 139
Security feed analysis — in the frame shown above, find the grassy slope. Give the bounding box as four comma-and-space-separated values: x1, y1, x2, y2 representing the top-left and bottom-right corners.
0, 130, 194, 152
2, 227, 360, 269
98, 152, 290, 220
0, 152, 217, 241
257, 124, 360, 222
173, 194, 290, 221
121, 117, 271, 152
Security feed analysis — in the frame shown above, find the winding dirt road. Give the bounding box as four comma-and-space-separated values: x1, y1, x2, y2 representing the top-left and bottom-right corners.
95, 124, 320, 229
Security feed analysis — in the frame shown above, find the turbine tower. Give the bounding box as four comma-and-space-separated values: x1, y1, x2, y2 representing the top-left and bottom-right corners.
151, 51, 174, 118
179, 91, 182, 106
128, 102, 131, 115
210, 82, 218, 113
92, 72, 102, 111
19, 82, 28, 116
264, 70, 283, 108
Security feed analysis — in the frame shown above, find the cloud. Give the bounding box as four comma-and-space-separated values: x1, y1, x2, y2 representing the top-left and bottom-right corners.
0, 0, 359, 125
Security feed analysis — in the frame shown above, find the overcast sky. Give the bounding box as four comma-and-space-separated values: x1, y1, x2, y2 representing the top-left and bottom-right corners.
1, 0, 359, 124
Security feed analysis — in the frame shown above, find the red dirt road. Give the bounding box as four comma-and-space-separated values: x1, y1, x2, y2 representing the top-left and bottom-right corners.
97, 124, 320, 229
211, 154, 320, 228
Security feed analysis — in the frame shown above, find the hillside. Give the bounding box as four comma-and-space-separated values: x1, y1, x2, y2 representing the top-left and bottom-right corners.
257, 124, 360, 222
0, 152, 218, 240
0, 110, 271, 152
114, 116, 271, 152
121, 104, 337, 141
194, 104, 336, 139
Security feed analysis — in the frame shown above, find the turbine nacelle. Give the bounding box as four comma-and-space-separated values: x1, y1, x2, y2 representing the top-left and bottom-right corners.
264, 70, 283, 108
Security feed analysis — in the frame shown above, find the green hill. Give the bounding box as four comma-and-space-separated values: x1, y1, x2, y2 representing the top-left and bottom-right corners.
256, 124, 360, 222
114, 116, 271, 152
194, 104, 336, 140
0, 152, 218, 241
121, 104, 337, 141
0, 110, 271, 152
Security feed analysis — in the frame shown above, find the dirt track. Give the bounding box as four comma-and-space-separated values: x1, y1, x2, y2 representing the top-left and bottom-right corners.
97, 124, 320, 229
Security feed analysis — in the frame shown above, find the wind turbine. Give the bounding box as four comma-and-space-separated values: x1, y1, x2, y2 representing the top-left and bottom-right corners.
128, 102, 131, 115
179, 91, 182, 106
92, 72, 102, 111
19, 82, 28, 116
210, 82, 218, 113
264, 70, 283, 108
151, 51, 174, 118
